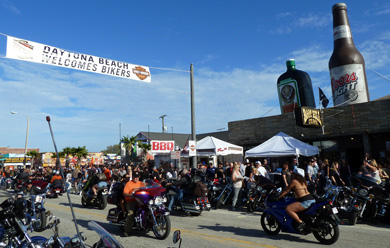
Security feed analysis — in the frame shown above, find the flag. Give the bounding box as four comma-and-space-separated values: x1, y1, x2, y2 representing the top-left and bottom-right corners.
319, 87, 329, 108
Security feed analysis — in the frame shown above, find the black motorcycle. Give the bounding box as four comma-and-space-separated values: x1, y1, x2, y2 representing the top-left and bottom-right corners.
213, 179, 233, 209
321, 179, 357, 225
247, 176, 277, 212
81, 185, 108, 210
0, 193, 37, 247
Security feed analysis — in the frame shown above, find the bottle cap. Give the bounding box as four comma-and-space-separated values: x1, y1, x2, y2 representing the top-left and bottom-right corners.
332, 3, 347, 12
286, 59, 296, 69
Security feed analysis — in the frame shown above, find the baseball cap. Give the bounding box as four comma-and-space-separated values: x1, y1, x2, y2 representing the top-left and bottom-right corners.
133, 171, 140, 178
255, 161, 261, 165
293, 168, 305, 178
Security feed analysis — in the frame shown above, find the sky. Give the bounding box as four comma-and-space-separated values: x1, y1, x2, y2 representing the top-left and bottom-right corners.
0, 0, 390, 153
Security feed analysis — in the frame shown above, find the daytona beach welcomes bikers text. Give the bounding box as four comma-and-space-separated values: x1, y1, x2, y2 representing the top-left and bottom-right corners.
41, 46, 132, 78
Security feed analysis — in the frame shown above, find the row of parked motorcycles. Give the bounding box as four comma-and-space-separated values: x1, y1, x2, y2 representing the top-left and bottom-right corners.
319, 174, 390, 225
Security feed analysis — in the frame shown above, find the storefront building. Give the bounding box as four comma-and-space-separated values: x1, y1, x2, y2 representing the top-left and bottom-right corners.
228, 98, 390, 172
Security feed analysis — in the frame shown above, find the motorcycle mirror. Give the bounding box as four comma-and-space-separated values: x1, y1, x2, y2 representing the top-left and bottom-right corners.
173, 230, 181, 244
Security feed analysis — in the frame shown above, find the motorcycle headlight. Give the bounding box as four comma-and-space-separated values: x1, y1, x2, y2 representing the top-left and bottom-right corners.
213, 186, 218, 191
148, 199, 154, 205
358, 188, 368, 197
35, 195, 43, 203
163, 197, 167, 203
154, 196, 164, 206
256, 186, 262, 191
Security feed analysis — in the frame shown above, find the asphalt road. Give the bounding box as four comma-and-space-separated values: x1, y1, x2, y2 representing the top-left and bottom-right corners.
1, 189, 389, 248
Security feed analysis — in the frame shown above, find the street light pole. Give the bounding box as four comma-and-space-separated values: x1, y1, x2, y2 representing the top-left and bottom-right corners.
11, 111, 30, 167
159, 114, 167, 133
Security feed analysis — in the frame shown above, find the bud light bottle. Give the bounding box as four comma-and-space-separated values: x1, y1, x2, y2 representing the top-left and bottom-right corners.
329, 3, 369, 106
277, 59, 316, 114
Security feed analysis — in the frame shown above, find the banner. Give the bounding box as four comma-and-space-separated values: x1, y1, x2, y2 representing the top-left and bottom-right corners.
151, 140, 175, 154
188, 140, 196, 157
6, 36, 151, 83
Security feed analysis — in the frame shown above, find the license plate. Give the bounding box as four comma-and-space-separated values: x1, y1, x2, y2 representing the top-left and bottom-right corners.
56, 190, 60, 193
332, 207, 338, 214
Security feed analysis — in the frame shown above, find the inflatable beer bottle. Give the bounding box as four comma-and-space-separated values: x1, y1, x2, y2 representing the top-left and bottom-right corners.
277, 59, 316, 114
329, 3, 369, 106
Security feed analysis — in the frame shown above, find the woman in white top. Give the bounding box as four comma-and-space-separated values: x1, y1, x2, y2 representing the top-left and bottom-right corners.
231, 164, 243, 211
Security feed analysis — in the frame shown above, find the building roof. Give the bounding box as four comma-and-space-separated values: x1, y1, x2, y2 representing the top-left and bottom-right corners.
374, 95, 390, 101
137, 131, 191, 148
136, 130, 230, 148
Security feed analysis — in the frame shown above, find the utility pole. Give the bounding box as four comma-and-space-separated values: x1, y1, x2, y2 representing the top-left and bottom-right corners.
159, 114, 167, 133
190, 63, 197, 168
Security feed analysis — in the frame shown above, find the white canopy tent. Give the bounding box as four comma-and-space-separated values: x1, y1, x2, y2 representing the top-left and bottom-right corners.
245, 132, 319, 158
196, 136, 243, 156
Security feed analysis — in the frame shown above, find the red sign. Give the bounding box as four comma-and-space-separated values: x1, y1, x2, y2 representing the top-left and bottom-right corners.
151, 140, 175, 154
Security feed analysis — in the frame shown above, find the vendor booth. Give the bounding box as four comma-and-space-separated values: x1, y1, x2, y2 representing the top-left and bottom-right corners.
245, 132, 319, 158
195, 136, 244, 165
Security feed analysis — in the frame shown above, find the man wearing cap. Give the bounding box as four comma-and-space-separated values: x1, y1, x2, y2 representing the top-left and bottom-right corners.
256, 161, 269, 178
122, 171, 145, 236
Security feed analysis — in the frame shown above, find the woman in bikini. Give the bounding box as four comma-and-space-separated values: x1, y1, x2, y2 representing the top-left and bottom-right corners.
278, 167, 315, 231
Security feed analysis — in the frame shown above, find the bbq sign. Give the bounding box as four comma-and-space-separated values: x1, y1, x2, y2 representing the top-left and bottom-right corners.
151, 140, 175, 154
6, 36, 151, 83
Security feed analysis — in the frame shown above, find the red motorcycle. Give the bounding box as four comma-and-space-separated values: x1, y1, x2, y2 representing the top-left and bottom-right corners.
107, 179, 171, 239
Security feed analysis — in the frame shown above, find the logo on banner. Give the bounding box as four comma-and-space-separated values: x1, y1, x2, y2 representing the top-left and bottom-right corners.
188, 140, 196, 157
133, 66, 150, 81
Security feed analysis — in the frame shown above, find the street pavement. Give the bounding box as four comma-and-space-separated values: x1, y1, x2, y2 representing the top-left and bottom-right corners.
1, 189, 389, 248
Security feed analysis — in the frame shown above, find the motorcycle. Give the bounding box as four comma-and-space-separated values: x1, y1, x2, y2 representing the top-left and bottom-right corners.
213, 179, 233, 209
25, 193, 49, 232
4, 178, 13, 190
25, 217, 123, 248
247, 176, 277, 212
0, 192, 39, 247
350, 175, 390, 223
81, 185, 108, 210
107, 179, 171, 239
46, 180, 65, 198
260, 188, 340, 245
165, 182, 211, 216
321, 179, 357, 225
206, 179, 222, 204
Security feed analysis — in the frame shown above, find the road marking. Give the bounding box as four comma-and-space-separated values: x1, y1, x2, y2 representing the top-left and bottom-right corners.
178, 229, 279, 248
45, 202, 278, 248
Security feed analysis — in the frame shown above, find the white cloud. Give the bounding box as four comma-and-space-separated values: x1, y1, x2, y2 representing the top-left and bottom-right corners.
1, 1, 20, 14
375, 8, 390, 16
295, 13, 331, 28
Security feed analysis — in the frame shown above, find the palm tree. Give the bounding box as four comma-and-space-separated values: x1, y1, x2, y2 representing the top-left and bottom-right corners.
121, 135, 137, 164
62, 147, 75, 168
26, 150, 38, 169
74, 146, 88, 166
137, 141, 151, 164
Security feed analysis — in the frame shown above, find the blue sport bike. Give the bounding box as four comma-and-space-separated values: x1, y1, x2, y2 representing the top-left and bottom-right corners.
260, 189, 340, 245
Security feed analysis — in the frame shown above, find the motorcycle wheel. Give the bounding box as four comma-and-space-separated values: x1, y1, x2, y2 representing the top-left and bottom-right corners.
349, 210, 359, 225
35, 210, 47, 232
81, 195, 87, 208
260, 212, 281, 235
98, 195, 107, 210
215, 194, 226, 209
152, 215, 171, 240
313, 218, 340, 245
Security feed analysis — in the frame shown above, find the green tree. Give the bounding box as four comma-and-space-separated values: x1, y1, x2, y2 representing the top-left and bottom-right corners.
137, 141, 151, 164
62, 147, 76, 167
101, 144, 120, 155
121, 135, 137, 164
75, 146, 88, 166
